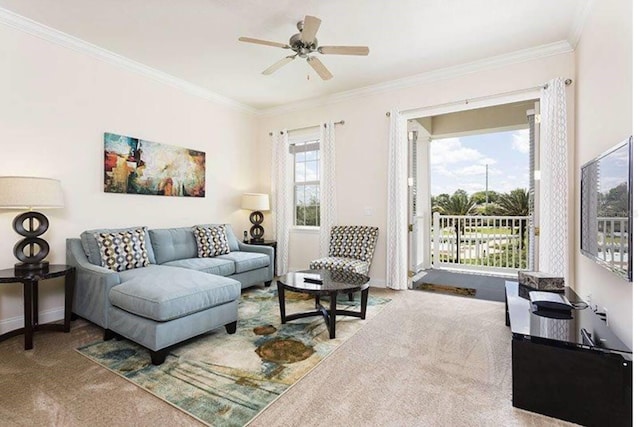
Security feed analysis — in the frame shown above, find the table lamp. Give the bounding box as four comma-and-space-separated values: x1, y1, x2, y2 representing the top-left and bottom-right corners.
0, 177, 64, 272
241, 193, 270, 243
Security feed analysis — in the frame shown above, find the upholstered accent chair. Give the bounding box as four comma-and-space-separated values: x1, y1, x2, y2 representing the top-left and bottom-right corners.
310, 226, 379, 276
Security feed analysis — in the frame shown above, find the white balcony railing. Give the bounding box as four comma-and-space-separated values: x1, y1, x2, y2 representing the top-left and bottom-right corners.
595, 217, 630, 271
432, 213, 530, 273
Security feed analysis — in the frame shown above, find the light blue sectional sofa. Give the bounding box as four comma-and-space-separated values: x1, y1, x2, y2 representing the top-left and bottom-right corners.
66, 224, 274, 365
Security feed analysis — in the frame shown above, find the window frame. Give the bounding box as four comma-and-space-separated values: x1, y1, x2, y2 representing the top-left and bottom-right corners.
289, 131, 321, 229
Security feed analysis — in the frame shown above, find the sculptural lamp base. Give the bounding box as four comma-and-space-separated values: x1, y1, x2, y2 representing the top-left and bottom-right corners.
15, 261, 49, 273
12, 211, 51, 273
249, 210, 265, 243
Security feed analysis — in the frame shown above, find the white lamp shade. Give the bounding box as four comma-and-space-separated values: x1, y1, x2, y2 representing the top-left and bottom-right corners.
241, 193, 270, 211
0, 176, 64, 209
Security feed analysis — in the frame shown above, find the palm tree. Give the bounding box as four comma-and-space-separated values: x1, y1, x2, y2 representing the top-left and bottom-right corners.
496, 188, 529, 216
432, 190, 476, 263
432, 190, 476, 215
496, 188, 530, 245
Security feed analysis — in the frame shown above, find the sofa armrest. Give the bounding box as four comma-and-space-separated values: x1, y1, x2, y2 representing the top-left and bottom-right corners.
66, 238, 121, 328
238, 242, 274, 277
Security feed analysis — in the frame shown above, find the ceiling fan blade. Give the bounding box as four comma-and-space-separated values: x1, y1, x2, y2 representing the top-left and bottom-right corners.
262, 56, 296, 75
300, 15, 322, 44
307, 57, 333, 80
318, 46, 370, 56
239, 37, 289, 49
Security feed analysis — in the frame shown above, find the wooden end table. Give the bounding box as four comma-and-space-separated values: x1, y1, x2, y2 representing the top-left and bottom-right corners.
0, 265, 76, 350
277, 269, 369, 339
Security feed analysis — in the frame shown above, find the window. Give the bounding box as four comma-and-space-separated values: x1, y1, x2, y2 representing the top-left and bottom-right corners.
291, 138, 320, 226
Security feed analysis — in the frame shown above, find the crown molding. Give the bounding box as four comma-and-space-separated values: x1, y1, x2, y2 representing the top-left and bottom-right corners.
567, 0, 595, 48
259, 40, 574, 117
0, 8, 257, 114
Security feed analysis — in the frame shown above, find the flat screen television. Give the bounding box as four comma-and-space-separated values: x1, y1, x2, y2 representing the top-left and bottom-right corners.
580, 136, 633, 281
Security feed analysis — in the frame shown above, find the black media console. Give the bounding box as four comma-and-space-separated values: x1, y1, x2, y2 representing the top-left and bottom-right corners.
505, 281, 632, 426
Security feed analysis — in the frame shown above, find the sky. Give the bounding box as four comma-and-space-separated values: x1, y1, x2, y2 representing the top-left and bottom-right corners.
430, 129, 529, 196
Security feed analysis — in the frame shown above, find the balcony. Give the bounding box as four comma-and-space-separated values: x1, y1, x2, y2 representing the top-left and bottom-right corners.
431, 213, 531, 274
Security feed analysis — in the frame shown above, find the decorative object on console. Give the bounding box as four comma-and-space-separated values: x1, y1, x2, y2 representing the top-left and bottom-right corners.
104, 132, 205, 197
517, 271, 564, 291
241, 193, 270, 243
0, 176, 64, 272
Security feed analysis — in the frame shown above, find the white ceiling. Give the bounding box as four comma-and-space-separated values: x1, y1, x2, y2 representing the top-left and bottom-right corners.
0, 0, 588, 110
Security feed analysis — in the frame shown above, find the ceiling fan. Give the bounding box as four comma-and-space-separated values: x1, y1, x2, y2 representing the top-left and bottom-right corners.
239, 15, 369, 80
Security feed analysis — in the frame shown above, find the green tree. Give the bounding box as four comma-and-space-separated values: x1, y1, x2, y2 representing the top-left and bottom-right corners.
496, 188, 529, 242
470, 190, 499, 205
432, 190, 477, 263
599, 183, 628, 217
432, 189, 476, 215
475, 202, 502, 216
496, 189, 529, 216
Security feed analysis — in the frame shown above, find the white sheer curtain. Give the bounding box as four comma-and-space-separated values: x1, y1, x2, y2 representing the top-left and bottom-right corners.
539, 77, 569, 280
319, 122, 337, 256
386, 110, 408, 290
271, 130, 292, 276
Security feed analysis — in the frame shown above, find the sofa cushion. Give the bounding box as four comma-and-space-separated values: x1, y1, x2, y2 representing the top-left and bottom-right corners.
94, 227, 151, 272
195, 224, 240, 252
310, 257, 370, 275
162, 257, 235, 276
193, 225, 230, 257
81, 226, 156, 266
216, 251, 270, 274
148, 225, 239, 264
111, 265, 240, 322
148, 227, 198, 264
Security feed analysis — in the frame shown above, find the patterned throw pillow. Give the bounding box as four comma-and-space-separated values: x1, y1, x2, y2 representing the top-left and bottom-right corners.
193, 225, 231, 257
94, 227, 151, 272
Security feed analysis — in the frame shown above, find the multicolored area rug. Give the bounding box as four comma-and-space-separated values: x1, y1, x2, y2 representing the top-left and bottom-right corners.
77, 287, 390, 426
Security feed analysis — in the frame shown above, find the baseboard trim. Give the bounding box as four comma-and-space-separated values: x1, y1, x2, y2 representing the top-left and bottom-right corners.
0, 307, 65, 334
369, 278, 386, 288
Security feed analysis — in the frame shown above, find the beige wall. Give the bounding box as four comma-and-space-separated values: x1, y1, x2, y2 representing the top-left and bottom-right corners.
573, 0, 633, 346
0, 25, 258, 332
421, 100, 534, 138
257, 53, 575, 287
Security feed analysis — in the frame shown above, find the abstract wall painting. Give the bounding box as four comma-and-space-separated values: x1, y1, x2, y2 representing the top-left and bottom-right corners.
104, 132, 206, 197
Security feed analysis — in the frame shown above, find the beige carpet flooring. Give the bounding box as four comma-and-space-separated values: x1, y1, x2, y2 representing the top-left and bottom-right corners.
0, 288, 574, 426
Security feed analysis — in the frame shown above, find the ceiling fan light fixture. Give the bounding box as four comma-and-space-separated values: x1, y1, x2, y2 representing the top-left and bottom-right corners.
239, 14, 369, 79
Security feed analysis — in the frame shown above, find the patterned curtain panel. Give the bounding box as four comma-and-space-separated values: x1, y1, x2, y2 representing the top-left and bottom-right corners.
271, 130, 292, 276
539, 78, 569, 281
319, 122, 337, 256
386, 110, 409, 290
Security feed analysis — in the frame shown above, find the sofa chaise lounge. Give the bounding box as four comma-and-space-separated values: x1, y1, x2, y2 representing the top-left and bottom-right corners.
66, 224, 274, 364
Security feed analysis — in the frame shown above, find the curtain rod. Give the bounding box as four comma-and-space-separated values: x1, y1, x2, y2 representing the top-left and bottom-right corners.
268, 120, 345, 136
385, 79, 573, 117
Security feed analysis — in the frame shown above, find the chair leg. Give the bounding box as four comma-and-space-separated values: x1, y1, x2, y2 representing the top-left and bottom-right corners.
348, 292, 354, 302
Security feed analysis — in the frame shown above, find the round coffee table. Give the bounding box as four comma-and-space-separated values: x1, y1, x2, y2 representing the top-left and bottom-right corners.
276, 269, 370, 339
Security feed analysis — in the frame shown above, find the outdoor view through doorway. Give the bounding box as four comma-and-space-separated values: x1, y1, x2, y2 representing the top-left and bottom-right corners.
431, 128, 531, 272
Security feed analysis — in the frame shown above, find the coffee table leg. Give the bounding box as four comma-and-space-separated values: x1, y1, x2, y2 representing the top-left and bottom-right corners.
329, 293, 337, 339
360, 288, 369, 319
277, 283, 286, 323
